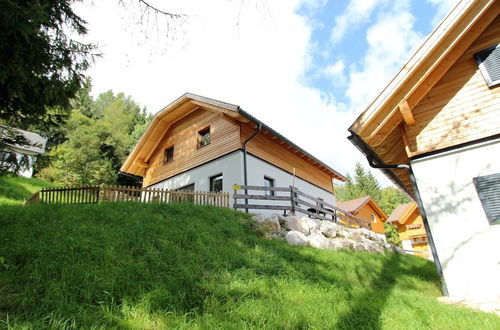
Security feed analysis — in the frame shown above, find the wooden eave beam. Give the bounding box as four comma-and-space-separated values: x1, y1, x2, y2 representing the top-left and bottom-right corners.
398, 100, 415, 126
359, 1, 497, 146
144, 123, 172, 162
134, 158, 149, 168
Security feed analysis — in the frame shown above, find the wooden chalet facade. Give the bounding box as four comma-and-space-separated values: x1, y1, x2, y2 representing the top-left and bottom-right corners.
336, 197, 388, 236
348, 0, 500, 302
121, 93, 346, 213
387, 202, 430, 259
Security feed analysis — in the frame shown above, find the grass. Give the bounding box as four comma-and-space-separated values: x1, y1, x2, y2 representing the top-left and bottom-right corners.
0, 202, 499, 329
0, 174, 55, 205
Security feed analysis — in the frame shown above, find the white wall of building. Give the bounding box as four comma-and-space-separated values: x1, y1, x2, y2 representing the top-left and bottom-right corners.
245, 154, 335, 215
149, 151, 244, 194
148, 150, 337, 217
411, 138, 500, 302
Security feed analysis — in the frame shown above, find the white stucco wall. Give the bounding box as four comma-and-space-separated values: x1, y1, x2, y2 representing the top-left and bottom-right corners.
245, 154, 335, 215
148, 150, 336, 217
149, 151, 243, 194
411, 138, 500, 302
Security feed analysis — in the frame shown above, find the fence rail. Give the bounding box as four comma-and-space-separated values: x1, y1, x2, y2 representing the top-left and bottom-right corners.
25, 185, 230, 208
233, 184, 372, 230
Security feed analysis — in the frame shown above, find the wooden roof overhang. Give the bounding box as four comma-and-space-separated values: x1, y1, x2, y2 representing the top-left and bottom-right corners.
348, 0, 499, 198
121, 93, 347, 182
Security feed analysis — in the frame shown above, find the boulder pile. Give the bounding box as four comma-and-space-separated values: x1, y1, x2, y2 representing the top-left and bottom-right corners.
251, 214, 404, 254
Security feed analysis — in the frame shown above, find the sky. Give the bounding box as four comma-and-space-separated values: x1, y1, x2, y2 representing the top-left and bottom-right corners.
74, 0, 459, 187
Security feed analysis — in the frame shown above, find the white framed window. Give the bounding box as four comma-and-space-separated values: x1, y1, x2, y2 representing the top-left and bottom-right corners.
371, 213, 377, 223
264, 176, 275, 196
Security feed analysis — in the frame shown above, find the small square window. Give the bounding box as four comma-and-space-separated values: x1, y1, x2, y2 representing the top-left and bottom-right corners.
210, 173, 223, 192
371, 213, 377, 223
473, 172, 500, 225
474, 44, 500, 87
164, 147, 174, 164
198, 128, 211, 148
264, 176, 275, 196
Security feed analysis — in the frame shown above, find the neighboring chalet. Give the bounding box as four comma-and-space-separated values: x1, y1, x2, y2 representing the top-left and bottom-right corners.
336, 197, 388, 238
348, 0, 499, 302
387, 202, 431, 260
0, 126, 47, 178
121, 93, 346, 213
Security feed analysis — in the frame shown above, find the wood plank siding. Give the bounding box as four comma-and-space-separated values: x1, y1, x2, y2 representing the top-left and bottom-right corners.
242, 125, 334, 192
143, 109, 240, 186
407, 15, 500, 155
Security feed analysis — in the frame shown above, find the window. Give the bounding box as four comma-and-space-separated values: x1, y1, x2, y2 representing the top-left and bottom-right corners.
164, 147, 174, 164
473, 172, 500, 225
474, 43, 500, 87
177, 183, 194, 192
264, 176, 275, 196
371, 213, 377, 223
198, 127, 211, 148
210, 173, 223, 192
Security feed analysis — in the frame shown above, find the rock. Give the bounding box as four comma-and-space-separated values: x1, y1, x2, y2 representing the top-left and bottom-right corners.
319, 221, 339, 238
329, 238, 355, 250
274, 213, 287, 225
336, 226, 354, 239
285, 231, 308, 246
307, 234, 331, 249
251, 214, 281, 233
285, 216, 316, 235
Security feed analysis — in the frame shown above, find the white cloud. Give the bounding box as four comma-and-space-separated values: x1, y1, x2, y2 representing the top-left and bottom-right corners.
426, 0, 460, 25
330, 0, 386, 44
345, 8, 423, 113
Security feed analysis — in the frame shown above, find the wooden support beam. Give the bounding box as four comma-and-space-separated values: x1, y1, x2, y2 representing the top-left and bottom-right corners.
144, 124, 172, 162
134, 158, 149, 168
398, 100, 415, 126
399, 124, 415, 158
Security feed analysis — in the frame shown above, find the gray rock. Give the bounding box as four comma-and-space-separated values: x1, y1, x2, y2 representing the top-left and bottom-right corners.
329, 238, 355, 250
285, 230, 308, 246
319, 221, 339, 238
251, 214, 281, 233
307, 234, 331, 249
285, 216, 313, 235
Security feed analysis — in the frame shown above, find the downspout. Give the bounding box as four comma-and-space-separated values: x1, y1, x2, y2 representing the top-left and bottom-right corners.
242, 123, 262, 213
367, 155, 449, 296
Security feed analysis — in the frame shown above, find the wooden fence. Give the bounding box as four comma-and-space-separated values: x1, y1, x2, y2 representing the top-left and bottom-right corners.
25, 185, 230, 207
233, 184, 372, 230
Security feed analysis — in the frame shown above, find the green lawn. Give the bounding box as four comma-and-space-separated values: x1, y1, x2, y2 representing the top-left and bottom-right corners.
1, 202, 498, 329
0, 174, 55, 205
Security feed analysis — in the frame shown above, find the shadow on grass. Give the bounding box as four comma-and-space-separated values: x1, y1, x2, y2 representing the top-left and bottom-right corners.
0, 202, 440, 328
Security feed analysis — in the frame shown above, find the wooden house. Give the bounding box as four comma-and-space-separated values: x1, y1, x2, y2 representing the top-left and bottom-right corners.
348, 0, 500, 302
387, 202, 431, 259
121, 93, 346, 213
0, 126, 47, 178
336, 196, 388, 237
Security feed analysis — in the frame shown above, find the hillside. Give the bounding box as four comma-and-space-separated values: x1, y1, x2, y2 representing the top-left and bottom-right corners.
0, 175, 55, 205
1, 202, 499, 329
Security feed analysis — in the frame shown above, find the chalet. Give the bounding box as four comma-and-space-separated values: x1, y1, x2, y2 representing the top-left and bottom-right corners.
121, 93, 346, 213
387, 202, 431, 259
336, 196, 388, 238
348, 0, 499, 302
0, 126, 47, 178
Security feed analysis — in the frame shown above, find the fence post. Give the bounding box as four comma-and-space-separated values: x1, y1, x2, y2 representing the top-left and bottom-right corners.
289, 186, 296, 215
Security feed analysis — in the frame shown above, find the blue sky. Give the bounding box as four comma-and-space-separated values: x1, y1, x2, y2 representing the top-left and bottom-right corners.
78, 0, 459, 187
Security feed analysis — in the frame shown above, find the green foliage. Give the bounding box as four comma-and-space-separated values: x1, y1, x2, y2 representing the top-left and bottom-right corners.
336, 161, 381, 202
0, 174, 55, 205
38, 89, 151, 186
0, 0, 95, 128
1, 203, 499, 328
384, 222, 402, 247
380, 187, 411, 215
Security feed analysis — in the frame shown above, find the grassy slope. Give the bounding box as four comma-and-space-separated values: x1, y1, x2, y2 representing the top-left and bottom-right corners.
0, 202, 499, 329
0, 175, 55, 205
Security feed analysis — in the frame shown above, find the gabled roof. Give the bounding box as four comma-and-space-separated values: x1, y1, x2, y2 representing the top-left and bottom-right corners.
348, 0, 499, 197
0, 125, 47, 155
121, 93, 346, 181
336, 196, 388, 220
387, 202, 418, 225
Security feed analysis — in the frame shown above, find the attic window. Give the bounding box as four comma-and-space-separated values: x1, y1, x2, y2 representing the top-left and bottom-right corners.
474, 43, 500, 87
198, 127, 211, 148
473, 172, 500, 225
164, 147, 174, 164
